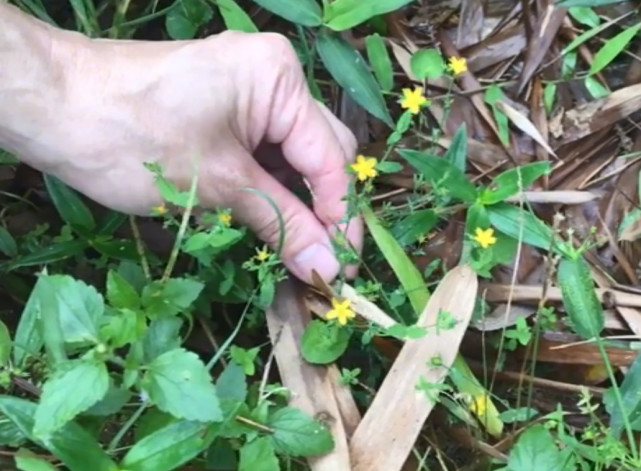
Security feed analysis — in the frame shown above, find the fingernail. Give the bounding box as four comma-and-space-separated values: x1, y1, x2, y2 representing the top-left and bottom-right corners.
293, 243, 340, 284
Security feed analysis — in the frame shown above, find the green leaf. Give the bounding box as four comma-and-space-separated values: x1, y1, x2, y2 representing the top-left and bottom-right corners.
44, 274, 105, 345
43, 174, 96, 232
0, 225, 17, 257
15, 450, 58, 471
543, 83, 556, 115
301, 320, 351, 364
558, 257, 604, 339
216, 361, 247, 403
480, 162, 551, 205
239, 437, 279, 471
0, 320, 10, 367
121, 420, 219, 471
487, 203, 561, 254
606, 352, 641, 435
99, 308, 144, 348
323, 0, 415, 31
106, 269, 140, 309
584, 75, 609, 99
365, 33, 394, 92
141, 348, 223, 422
183, 228, 244, 255
444, 123, 467, 172
91, 238, 139, 261
6, 240, 88, 271
557, 0, 628, 7
316, 30, 393, 126
0, 396, 119, 471
0, 415, 26, 447
568, 6, 600, 27
391, 209, 438, 246
95, 210, 127, 236
142, 317, 183, 362
34, 360, 109, 437
507, 424, 567, 470
590, 22, 641, 75
398, 149, 478, 202
485, 85, 510, 146
216, 0, 258, 32
13, 277, 47, 367
141, 278, 204, 318
85, 386, 131, 416
410, 48, 445, 79
38, 276, 67, 366
166, 0, 214, 39
362, 205, 428, 315
267, 407, 334, 457
249, 0, 322, 26
376, 161, 403, 174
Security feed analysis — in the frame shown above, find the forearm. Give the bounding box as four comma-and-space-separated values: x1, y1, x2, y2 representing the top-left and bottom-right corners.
0, 2, 74, 168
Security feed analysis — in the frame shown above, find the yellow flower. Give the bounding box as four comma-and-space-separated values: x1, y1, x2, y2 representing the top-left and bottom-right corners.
350, 155, 378, 182
470, 394, 487, 416
152, 204, 167, 215
473, 227, 497, 249
400, 87, 428, 114
218, 212, 232, 227
255, 246, 270, 262
449, 56, 467, 76
325, 298, 355, 326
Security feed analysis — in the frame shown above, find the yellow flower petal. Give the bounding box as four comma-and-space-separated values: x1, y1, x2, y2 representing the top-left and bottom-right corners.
218, 212, 232, 227
400, 87, 428, 114
449, 56, 467, 76
325, 298, 355, 325
350, 154, 378, 182
473, 227, 497, 249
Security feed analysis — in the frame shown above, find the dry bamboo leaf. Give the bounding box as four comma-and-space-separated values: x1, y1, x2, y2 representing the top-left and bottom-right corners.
339, 284, 397, 328
266, 280, 352, 471
349, 265, 478, 471
504, 190, 598, 204
495, 100, 557, 157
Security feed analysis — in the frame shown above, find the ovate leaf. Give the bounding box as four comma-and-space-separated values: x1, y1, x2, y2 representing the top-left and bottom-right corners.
141, 348, 222, 422
316, 30, 393, 126
507, 424, 568, 470
141, 278, 204, 318
249, 0, 322, 26
34, 360, 110, 437
410, 48, 445, 79
166, 0, 214, 40
267, 407, 334, 457
365, 33, 394, 92
301, 320, 351, 364
239, 437, 279, 471
121, 420, 219, 471
480, 161, 551, 205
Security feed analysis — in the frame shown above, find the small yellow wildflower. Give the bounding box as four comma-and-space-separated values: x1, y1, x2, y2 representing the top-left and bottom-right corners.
218, 212, 232, 227
473, 227, 497, 249
255, 246, 270, 262
325, 298, 355, 326
449, 56, 467, 76
400, 87, 428, 114
152, 204, 167, 215
470, 394, 488, 417
350, 155, 378, 182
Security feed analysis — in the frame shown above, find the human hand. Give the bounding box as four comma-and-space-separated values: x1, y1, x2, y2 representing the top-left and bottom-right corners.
16, 29, 362, 284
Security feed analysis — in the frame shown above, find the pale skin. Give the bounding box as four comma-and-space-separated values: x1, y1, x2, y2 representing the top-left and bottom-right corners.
0, 2, 363, 284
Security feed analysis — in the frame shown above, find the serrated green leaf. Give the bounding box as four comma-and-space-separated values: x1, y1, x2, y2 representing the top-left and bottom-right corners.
13, 277, 46, 367
0, 396, 119, 471
398, 149, 477, 202
141, 348, 222, 422
480, 162, 551, 205
121, 420, 220, 471
106, 269, 140, 309
590, 22, 641, 75
217, 0, 258, 32
239, 436, 279, 471
34, 360, 109, 437
323, 0, 415, 31
249, 0, 321, 26
507, 424, 569, 470
301, 320, 351, 364
43, 174, 95, 232
141, 278, 204, 318
410, 48, 445, 79
316, 30, 393, 126
142, 317, 183, 362
365, 33, 394, 92
558, 257, 604, 339
267, 407, 334, 457
216, 361, 247, 403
